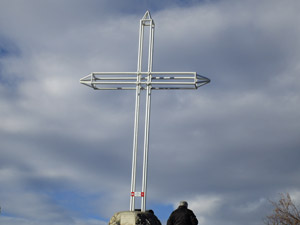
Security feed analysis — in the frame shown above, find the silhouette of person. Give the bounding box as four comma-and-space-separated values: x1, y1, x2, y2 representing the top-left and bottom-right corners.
147, 209, 162, 225
167, 201, 198, 225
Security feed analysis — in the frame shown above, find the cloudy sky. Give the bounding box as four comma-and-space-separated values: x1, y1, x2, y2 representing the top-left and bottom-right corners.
1, 0, 300, 225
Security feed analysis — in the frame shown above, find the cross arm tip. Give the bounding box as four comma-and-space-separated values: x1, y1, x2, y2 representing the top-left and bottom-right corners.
196, 74, 211, 83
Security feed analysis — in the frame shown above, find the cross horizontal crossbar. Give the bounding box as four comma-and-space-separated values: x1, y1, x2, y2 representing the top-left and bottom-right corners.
80, 72, 210, 90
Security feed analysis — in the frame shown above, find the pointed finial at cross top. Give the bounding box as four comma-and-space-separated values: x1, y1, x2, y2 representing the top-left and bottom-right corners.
80, 11, 210, 212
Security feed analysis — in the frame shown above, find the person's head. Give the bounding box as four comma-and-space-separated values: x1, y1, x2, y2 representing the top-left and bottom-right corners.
148, 209, 154, 214
179, 201, 188, 208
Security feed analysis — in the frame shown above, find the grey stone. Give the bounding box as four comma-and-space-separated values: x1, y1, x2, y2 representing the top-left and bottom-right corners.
109, 210, 162, 225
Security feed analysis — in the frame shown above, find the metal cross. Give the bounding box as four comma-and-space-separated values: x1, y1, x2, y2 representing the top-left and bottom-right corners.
80, 11, 210, 212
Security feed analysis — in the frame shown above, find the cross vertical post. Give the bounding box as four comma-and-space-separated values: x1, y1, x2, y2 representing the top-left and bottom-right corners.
131, 11, 155, 212
141, 11, 154, 212
129, 17, 143, 212
80, 10, 210, 213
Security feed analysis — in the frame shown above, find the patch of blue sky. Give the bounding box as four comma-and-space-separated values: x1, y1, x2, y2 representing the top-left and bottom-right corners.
0, 37, 20, 58
0, 210, 19, 218
148, 202, 174, 222
0, 65, 23, 94
47, 188, 173, 222
47, 190, 108, 221
0, 38, 24, 95
0, 47, 10, 57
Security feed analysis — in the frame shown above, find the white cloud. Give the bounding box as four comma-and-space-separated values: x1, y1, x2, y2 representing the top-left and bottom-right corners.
236, 198, 267, 213
188, 195, 222, 215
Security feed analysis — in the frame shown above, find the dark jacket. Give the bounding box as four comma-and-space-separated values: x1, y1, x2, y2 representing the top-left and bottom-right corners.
167, 206, 198, 225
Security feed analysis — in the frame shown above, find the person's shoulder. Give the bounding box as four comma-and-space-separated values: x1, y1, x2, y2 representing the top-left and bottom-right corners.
171, 207, 182, 215
187, 208, 196, 215
172, 208, 180, 213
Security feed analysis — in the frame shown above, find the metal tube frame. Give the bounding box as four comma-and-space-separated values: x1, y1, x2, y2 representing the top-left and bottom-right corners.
141, 14, 154, 212
80, 72, 210, 90
129, 15, 144, 212
79, 10, 210, 213
130, 10, 155, 212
